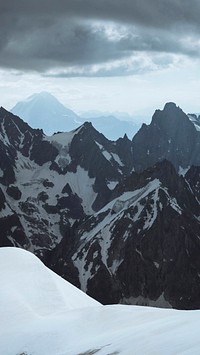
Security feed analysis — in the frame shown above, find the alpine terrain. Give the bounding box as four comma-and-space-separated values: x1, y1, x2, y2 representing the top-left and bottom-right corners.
0, 102, 200, 309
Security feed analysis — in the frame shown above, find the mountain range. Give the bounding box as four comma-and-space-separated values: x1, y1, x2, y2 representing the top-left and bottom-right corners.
0, 102, 200, 309
11, 91, 141, 140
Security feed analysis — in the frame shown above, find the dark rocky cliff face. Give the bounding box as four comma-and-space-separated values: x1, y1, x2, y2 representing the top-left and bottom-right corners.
185, 166, 200, 201
132, 103, 200, 172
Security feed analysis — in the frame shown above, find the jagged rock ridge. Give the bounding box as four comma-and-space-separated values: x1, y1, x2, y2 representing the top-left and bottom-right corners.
0, 103, 200, 309
132, 102, 200, 172
0, 107, 133, 254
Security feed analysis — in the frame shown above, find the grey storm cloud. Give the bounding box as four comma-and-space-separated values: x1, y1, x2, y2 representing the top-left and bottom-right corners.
0, 0, 200, 76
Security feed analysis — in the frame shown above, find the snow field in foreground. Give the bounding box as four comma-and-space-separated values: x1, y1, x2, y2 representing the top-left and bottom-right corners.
0, 247, 200, 355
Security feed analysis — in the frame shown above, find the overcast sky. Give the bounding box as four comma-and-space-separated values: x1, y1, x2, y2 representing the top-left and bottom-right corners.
0, 0, 200, 119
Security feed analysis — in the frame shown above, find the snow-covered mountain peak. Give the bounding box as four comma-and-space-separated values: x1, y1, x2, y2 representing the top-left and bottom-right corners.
12, 91, 74, 114
11, 92, 80, 135
23, 91, 57, 103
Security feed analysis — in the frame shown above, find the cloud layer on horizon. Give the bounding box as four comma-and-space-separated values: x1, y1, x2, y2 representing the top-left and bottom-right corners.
1, 0, 200, 77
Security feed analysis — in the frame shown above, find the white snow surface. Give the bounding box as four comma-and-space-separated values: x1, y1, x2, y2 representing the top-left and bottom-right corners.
67, 165, 97, 214
1, 247, 200, 355
179, 165, 190, 176
0, 248, 99, 315
107, 180, 118, 190
188, 114, 200, 131
45, 127, 81, 147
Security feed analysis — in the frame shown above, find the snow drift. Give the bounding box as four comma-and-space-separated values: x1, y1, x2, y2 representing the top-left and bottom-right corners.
1, 247, 200, 355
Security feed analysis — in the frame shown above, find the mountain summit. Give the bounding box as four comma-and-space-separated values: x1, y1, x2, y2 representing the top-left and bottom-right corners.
11, 92, 80, 135
132, 102, 200, 171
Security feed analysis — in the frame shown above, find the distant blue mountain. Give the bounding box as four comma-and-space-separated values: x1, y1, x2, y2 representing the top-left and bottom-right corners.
11, 92, 141, 139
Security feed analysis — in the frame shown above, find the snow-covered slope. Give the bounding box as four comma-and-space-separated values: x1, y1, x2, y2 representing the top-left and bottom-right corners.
0, 247, 99, 314
1, 247, 200, 355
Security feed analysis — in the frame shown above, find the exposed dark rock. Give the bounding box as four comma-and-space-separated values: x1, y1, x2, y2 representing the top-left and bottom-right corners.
62, 183, 73, 195
43, 203, 59, 214
6, 185, 22, 200
115, 134, 134, 173
37, 191, 48, 202
0, 188, 6, 210
42, 224, 81, 289
30, 140, 58, 165
185, 165, 200, 201
132, 103, 200, 172
42, 179, 54, 188
57, 195, 84, 219
0, 213, 30, 248
87, 264, 121, 304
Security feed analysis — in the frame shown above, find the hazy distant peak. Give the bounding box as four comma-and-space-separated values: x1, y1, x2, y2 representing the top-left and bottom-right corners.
11, 92, 79, 135
13, 91, 73, 110
11, 92, 141, 139
80, 109, 137, 121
